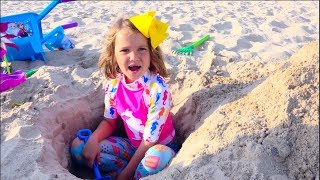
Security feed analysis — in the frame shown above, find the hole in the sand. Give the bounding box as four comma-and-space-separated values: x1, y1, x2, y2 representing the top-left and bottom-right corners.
66, 117, 128, 179
46, 97, 184, 179
37, 78, 184, 179
41, 94, 129, 179
35, 89, 107, 179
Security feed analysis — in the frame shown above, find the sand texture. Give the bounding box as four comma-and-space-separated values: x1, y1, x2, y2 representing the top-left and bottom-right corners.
1, 1, 319, 180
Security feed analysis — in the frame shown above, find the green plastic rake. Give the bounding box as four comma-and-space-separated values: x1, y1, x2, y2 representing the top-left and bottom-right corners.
173, 35, 210, 56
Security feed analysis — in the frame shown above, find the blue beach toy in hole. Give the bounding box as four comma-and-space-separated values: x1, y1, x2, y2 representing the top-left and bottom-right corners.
77, 129, 112, 180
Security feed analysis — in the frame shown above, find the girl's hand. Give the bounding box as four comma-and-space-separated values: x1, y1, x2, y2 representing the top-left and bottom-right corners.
82, 135, 100, 168
81, 118, 117, 168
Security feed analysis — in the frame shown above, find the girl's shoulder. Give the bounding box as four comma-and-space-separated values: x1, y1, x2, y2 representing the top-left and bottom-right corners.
104, 76, 121, 94
144, 72, 170, 94
146, 72, 168, 87
143, 72, 171, 107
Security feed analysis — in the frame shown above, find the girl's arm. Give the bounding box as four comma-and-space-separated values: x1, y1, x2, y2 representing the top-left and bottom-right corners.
117, 140, 156, 180
82, 118, 117, 168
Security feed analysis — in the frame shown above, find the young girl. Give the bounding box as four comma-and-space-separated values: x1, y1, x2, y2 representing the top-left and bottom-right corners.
71, 11, 180, 180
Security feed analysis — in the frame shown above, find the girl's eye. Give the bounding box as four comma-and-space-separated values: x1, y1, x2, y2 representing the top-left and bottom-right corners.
138, 48, 147, 51
120, 49, 129, 53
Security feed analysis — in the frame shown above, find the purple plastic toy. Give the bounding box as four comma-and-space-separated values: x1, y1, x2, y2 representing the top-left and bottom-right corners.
0, 70, 26, 92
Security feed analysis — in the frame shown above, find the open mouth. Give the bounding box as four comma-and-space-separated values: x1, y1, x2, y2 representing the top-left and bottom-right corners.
128, 65, 141, 72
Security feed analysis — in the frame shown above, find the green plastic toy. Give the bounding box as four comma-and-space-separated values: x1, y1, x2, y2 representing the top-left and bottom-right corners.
26, 69, 38, 78
173, 34, 210, 56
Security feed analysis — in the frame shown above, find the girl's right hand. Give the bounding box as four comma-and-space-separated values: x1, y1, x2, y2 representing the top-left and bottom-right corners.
81, 118, 117, 168
82, 135, 100, 168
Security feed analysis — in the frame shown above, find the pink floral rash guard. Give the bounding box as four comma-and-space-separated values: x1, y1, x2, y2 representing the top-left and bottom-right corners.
103, 70, 175, 148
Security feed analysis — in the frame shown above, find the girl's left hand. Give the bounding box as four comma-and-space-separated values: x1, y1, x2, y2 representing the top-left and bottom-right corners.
82, 135, 100, 168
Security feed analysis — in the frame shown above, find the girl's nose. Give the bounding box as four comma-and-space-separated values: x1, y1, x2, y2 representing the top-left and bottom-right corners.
129, 51, 139, 61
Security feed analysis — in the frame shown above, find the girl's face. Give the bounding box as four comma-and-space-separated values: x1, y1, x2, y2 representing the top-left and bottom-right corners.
114, 28, 151, 83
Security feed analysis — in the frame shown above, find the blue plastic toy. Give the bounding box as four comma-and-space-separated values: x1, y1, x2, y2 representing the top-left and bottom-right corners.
77, 129, 112, 180
43, 22, 77, 51
0, 0, 77, 63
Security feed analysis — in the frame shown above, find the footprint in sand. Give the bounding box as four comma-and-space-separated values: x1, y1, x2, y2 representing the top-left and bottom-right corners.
270, 20, 288, 32
213, 43, 226, 54
243, 34, 266, 43
170, 24, 194, 42
178, 24, 195, 32
229, 38, 252, 52
192, 17, 209, 25
163, 14, 173, 21
302, 26, 316, 35
270, 20, 288, 29
297, 16, 311, 23
180, 32, 193, 42
165, 6, 174, 12
213, 21, 232, 32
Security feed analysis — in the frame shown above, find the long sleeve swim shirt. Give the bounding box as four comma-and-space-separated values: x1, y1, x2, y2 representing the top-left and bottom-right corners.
103, 70, 175, 148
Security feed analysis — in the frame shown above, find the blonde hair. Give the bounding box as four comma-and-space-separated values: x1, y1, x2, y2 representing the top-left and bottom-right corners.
98, 18, 169, 79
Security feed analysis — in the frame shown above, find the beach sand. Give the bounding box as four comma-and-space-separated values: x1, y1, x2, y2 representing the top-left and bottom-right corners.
1, 1, 319, 179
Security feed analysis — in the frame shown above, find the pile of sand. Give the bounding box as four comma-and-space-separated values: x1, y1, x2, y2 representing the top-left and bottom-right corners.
148, 41, 319, 180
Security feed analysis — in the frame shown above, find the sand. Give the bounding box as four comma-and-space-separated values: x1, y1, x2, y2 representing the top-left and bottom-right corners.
0, 1, 319, 180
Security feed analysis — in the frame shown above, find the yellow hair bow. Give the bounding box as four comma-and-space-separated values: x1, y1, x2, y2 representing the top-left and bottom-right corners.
129, 11, 169, 49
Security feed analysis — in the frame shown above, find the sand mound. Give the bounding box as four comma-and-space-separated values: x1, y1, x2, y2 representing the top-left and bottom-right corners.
146, 41, 319, 180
